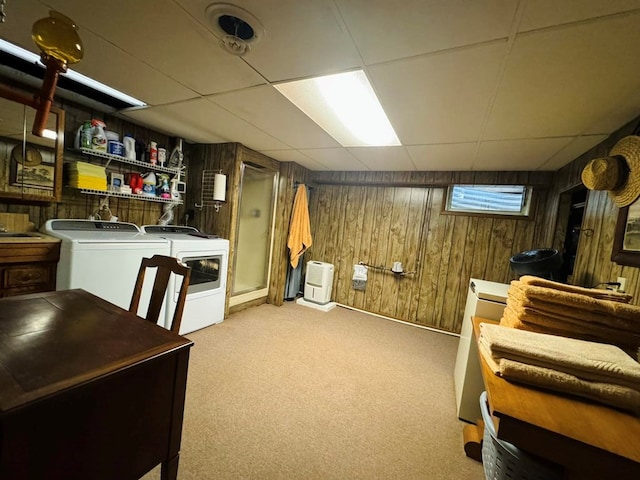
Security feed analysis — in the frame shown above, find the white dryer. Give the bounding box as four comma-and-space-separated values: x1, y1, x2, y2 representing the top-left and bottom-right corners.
141, 225, 229, 335
41, 219, 171, 323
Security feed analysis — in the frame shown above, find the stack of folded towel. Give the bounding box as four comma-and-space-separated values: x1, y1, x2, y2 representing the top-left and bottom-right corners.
500, 275, 640, 358
65, 162, 107, 191
479, 322, 640, 414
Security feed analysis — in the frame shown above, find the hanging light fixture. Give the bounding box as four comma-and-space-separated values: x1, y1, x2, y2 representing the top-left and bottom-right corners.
31, 10, 83, 136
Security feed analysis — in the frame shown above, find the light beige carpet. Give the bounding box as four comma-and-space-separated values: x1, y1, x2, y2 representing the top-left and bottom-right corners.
142, 302, 484, 480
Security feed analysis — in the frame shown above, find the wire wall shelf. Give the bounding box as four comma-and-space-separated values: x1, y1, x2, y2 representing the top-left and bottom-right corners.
80, 189, 183, 204
78, 148, 181, 175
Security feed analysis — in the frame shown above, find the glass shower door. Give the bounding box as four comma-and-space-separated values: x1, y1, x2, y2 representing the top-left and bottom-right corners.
230, 164, 278, 304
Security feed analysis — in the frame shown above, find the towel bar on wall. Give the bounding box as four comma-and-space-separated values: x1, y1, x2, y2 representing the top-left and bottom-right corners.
357, 261, 415, 276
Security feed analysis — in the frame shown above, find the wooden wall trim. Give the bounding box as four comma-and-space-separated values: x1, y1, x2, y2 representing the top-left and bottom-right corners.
311, 170, 554, 187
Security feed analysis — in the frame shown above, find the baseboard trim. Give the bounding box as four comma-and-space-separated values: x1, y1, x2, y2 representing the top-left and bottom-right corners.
337, 304, 459, 337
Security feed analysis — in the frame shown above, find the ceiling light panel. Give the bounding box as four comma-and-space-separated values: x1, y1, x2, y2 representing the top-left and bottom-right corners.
209, 84, 341, 149
275, 70, 400, 147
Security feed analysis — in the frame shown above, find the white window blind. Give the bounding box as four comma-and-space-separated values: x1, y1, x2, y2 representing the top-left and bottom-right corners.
446, 185, 531, 216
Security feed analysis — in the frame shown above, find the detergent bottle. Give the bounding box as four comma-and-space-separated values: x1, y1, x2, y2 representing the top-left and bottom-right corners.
141, 172, 156, 197
91, 119, 107, 151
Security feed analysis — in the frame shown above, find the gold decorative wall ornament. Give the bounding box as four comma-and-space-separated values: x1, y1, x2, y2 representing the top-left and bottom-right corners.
31, 10, 83, 136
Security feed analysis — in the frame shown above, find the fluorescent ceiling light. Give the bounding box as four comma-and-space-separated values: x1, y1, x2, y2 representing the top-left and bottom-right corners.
275, 70, 400, 147
0, 39, 146, 107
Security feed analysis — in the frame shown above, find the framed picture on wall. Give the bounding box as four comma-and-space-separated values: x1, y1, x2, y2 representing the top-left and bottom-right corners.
612, 197, 640, 266
10, 144, 55, 190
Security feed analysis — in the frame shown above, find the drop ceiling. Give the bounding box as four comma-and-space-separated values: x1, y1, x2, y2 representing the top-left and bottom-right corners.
2, 0, 640, 171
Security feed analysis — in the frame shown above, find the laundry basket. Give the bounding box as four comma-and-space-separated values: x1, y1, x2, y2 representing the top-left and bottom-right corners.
479, 392, 563, 480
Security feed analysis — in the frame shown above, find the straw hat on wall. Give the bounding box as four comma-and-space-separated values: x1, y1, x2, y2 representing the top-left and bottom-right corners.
581, 135, 640, 207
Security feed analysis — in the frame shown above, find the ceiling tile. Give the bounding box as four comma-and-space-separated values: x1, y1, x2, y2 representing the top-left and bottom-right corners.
539, 135, 609, 170
120, 102, 228, 144
259, 149, 329, 170
484, 12, 640, 139
0, 0, 49, 49
583, 89, 640, 135
0, 2, 198, 106
0, 1, 635, 173
369, 42, 507, 144
208, 85, 341, 149
336, 0, 517, 64
406, 143, 478, 171
73, 29, 199, 106
121, 98, 288, 150
298, 148, 367, 171
474, 138, 573, 170
46, 0, 266, 96
519, 0, 640, 32
178, 0, 363, 82
347, 146, 415, 171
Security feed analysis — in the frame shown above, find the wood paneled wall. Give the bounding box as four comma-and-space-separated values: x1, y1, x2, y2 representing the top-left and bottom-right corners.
306, 171, 554, 333
269, 162, 311, 306
552, 117, 640, 304
185, 143, 304, 312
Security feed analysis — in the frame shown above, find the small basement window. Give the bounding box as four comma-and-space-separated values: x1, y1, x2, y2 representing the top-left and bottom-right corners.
445, 185, 532, 217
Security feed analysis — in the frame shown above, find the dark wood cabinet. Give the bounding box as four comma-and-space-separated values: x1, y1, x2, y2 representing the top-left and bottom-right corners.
0, 238, 60, 296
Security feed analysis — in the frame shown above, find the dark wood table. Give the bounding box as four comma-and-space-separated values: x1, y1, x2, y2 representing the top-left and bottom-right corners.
473, 317, 640, 479
0, 289, 193, 480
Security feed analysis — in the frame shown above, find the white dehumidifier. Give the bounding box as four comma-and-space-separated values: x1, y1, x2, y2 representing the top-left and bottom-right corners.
303, 261, 334, 305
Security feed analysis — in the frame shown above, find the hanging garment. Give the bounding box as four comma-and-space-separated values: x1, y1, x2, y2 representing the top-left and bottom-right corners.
284, 261, 303, 300
287, 184, 312, 268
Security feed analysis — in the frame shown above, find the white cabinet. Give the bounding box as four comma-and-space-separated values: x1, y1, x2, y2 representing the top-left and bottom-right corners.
453, 278, 509, 423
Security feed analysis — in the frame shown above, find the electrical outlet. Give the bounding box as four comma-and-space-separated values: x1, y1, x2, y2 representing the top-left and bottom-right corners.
617, 276, 627, 293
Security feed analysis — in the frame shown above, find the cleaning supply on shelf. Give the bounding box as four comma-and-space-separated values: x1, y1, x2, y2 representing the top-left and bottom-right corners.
74, 121, 92, 150
141, 171, 156, 197
148, 141, 158, 165
107, 141, 124, 156
90, 119, 107, 152
105, 130, 119, 142
123, 135, 136, 160
157, 147, 167, 167
157, 173, 171, 199
128, 173, 143, 194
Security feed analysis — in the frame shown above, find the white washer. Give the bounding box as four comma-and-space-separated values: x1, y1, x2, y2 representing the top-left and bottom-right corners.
41, 219, 171, 323
142, 225, 229, 335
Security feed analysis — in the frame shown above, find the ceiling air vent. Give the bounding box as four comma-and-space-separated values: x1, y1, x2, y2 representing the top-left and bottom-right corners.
205, 3, 265, 56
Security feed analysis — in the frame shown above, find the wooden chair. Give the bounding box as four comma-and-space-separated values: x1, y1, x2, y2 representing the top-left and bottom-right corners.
129, 254, 191, 334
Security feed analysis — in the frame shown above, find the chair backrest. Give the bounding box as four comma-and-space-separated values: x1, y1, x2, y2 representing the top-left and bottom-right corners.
129, 254, 191, 334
